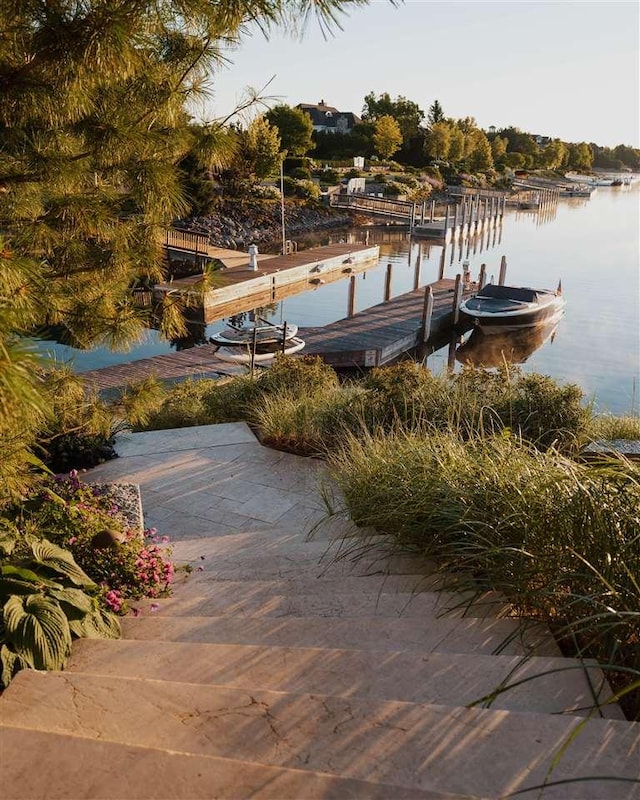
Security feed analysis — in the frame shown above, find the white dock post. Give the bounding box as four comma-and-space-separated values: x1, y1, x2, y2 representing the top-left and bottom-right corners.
248, 244, 259, 271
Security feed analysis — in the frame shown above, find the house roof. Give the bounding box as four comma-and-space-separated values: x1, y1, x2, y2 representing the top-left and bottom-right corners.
296, 101, 361, 129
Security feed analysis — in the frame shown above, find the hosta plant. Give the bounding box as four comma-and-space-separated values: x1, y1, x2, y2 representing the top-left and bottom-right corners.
0, 520, 120, 688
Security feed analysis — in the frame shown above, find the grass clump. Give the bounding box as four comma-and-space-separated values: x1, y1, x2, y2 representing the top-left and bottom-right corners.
329, 429, 640, 718
587, 414, 640, 442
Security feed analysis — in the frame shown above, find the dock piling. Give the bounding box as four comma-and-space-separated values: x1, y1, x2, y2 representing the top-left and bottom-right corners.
421, 285, 434, 343
478, 263, 486, 290
348, 274, 357, 318
498, 255, 507, 286
384, 263, 393, 302
452, 273, 463, 325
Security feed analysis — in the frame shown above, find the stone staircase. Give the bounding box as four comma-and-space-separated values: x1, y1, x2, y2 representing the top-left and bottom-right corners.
1, 423, 638, 799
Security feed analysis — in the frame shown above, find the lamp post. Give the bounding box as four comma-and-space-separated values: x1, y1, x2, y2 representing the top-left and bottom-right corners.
280, 156, 286, 255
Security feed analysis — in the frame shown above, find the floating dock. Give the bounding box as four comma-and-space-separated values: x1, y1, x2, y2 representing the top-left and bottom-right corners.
154, 243, 380, 322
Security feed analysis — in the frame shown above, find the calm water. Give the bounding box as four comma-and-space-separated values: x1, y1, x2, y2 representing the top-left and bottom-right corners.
37, 183, 640, 415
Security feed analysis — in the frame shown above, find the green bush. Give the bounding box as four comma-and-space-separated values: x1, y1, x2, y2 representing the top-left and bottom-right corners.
256, 355, 339, 398
37, 367, 122, 471
289, 166, 312, 180
282, 176, 320, 200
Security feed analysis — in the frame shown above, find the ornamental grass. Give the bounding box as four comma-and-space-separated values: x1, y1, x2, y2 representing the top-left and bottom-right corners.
328, 429, 640, 718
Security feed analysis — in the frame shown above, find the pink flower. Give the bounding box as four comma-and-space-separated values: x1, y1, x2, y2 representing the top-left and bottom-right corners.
68, 536, 77, 545
161, 535, 170, 543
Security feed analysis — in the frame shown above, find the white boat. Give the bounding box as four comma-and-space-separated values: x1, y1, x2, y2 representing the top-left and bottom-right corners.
210, 319, 305, 364
459, 282, 565, 333
214, 336, 306, 364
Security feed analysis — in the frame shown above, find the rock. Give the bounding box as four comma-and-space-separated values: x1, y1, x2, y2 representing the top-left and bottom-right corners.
177, 199, 351, 252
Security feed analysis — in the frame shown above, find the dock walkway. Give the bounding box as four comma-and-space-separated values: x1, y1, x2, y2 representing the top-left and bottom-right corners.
81, 278, 469, 394
301, 278, 469, 368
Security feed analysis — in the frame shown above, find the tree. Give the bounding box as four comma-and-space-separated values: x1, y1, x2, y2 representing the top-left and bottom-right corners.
0, 0, 385, 501
265, 105, 314, 157
491, 135, 508, 163
427, 100, 445, 127
466, 130, 494, 172
540, 140, 569, 171
448, 128, 465, 163
230, 117, 281, 182
424, 122, 451, 162
362, 92, 425, 145
373, 116, 403, 160
567, 142, 594, 172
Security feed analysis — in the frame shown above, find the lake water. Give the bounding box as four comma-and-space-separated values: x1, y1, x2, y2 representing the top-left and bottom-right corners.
38, 182, 639, 415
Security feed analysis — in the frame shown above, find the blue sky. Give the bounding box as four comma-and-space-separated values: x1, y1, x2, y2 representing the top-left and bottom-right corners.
198, 0, 639, 148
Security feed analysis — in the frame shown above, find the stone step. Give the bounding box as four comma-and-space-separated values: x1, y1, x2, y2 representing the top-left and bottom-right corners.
122, 612, 559, 657
172, 571, 462, 597
67, 639, 622, 718
2, 672, 638, 799
142, 584, 507, 621
170, 547, 451, 583
0, 726, 486, 800
171, 528, 427, 570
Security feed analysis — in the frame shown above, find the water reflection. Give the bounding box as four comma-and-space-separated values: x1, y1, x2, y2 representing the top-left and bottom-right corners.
455, 317, 562, 368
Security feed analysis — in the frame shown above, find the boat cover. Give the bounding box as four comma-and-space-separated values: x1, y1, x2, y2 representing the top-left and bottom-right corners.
477, 285, 540, 303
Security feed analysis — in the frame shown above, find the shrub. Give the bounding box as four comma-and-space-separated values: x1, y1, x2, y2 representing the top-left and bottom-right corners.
282, 176, 321, 200
37, 367, 122, 472
256, 355, 339, 397
135, 378, 214, 430
289, 166, 312, 180
119, 376, 166, 428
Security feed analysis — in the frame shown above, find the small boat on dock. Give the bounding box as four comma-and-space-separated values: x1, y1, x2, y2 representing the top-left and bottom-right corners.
209, 319, 305, 364
459, 282, 565, 333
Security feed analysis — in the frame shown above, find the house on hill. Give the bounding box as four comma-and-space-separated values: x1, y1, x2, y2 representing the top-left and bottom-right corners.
296, 100, 361, 134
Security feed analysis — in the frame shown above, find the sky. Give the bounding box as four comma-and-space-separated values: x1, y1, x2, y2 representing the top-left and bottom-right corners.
196, 0, 639, 149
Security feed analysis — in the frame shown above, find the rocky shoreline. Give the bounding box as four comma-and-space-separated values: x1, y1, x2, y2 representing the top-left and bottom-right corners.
179, 199, 353, 252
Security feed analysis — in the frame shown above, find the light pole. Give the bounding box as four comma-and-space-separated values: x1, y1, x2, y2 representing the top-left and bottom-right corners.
280, 156, 286, 255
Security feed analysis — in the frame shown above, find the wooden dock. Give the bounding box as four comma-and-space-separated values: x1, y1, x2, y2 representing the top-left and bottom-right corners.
79, 346, 245, 397
300, 278, 472, 369
81, 277, 474, 393
154, 243, 380, 322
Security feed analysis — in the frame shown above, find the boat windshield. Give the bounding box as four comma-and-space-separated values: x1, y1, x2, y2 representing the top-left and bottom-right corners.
478, 285, 539, 303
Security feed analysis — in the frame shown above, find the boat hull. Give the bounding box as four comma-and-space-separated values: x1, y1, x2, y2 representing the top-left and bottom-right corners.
214, 337, 306, 365
459, 285, 565, 334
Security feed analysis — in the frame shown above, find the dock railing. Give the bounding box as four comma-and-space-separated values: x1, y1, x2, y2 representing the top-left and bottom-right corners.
330, 192, 415, 222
